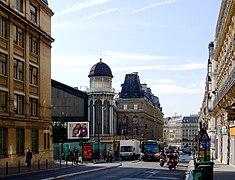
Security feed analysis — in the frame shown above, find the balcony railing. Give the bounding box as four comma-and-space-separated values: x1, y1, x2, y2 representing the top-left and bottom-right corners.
86, 87, 115, 93
213, 65, 235, 108
214, 0, 232, 55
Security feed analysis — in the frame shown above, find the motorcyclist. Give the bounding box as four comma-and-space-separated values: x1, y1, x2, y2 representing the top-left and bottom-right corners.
159, 150, 166, 160
173, 150, 179, 165
159, 150, 166, 167
167, 151, 177, 170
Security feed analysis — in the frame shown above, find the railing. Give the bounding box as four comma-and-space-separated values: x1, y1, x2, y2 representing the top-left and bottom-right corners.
86, 87, 115, 93
213, 65, 235, 108
215, 0, 231, 52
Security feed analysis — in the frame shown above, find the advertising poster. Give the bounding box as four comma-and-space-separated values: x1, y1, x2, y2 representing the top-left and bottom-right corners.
67, 122, 89, 139
83, 145, 93, 160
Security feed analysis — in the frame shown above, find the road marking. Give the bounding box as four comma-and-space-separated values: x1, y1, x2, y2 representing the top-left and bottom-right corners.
120, 178, 180, 180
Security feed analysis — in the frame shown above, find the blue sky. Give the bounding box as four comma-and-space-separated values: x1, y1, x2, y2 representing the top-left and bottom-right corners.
49, 0, 221, 117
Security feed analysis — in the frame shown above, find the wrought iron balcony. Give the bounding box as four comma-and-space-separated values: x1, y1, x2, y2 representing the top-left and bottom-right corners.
213, 65, 235, 108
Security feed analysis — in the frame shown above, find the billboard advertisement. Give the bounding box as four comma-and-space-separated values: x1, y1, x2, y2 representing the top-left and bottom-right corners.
67, 122, 89, 139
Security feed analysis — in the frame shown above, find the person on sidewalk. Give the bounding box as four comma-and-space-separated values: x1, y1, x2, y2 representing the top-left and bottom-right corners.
73, 148, 80, 165
96, 149, 100, 161
106, 149, 113, 163
25, 149, 32, 167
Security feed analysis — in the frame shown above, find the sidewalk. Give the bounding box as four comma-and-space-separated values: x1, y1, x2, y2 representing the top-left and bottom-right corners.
0, 159, 119, 178
185, 159, 235, 180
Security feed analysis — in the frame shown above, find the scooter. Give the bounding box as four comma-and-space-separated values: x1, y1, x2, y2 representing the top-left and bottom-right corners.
167, 154, 177, 170
159, 154, 165, 167
160, 158, 165, 167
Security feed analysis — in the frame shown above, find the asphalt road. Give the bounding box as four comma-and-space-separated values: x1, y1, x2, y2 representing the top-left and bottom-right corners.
0, 154, 192, 180
66, 160, 188, 180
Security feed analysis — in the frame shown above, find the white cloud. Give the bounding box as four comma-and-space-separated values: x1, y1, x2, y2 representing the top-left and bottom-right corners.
54, 0, 112, 18
124, 0, 180, 15
104, 51, 173, 61
52, 52, 206, 73
79, 8, 119, 21
52, 21, 74, 29
152, 83, 203, 95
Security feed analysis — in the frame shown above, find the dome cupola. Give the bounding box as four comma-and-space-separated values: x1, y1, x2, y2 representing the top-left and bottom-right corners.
88, 58, 113, 78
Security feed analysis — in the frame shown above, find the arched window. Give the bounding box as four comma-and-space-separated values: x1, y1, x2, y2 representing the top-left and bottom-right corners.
103, 100, 110, 134
90, 100, 93, 134
95, 100, 102, 134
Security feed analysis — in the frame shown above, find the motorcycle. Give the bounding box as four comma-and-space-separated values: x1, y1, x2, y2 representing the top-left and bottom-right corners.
167, 154, 177, 170
159, 154, 165, 167
160, 158, 165, 167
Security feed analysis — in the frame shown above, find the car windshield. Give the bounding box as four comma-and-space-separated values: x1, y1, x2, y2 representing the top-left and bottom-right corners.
121, 146, 132, 152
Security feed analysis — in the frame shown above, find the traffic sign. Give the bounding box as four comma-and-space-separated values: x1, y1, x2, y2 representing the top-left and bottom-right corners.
199, 132, 210, 141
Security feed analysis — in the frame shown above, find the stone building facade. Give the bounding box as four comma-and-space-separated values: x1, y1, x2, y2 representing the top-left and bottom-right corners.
163, 115, 183, 147
0, 0, 54, 167
164, 115, 198, 149
200, 0, 235, 165
116, 72, 163, 141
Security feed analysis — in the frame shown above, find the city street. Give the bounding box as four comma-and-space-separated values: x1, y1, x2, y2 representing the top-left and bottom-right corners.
66, 160, 188, 180
0, 154, 192, 180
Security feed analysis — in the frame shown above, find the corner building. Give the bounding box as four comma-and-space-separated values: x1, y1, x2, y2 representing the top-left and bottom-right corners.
116, 72, 163, 141
0, 0, 54, 167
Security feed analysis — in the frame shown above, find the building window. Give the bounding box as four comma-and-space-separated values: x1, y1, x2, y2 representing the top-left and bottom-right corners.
29, 34, 38, 54
13, 25, 23, 47
134, 104, 138, 110
30, 4, 37, 23
0, 16, 6, 38
29, 66, 38, 85
123, 104, 127, 110
44, 132, 50, 149
121, 127, 127, 135
14, 59, 24, 81
0, 91, 7, 112
0, 53, 7, 75
14, 94, 24, 114
29, 98, 38, 116
32, 129, 38, 153
133, 126, 138, 135
122, 116, 128, 124
132, 115, 139, 125
0, 128, 7, 157
14, 0, 23, 12
16, 128, 24, 155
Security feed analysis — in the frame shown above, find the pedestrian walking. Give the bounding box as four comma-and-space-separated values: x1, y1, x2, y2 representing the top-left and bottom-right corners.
25, 149, 32, 167
96, 149, 100, 161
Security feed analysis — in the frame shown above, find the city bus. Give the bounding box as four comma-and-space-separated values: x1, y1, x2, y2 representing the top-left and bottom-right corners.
141, 140, 164, 161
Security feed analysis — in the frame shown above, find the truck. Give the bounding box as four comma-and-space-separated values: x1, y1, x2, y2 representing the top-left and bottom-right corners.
119, 139, 141, 160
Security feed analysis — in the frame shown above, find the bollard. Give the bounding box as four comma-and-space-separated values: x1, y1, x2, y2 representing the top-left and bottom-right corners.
38, 160, 40, 170
46, 159, 48, 169
60, 159, 62, 167
66, 159, 68, 167
18, 161, 20, 173
6, 162, 8, 175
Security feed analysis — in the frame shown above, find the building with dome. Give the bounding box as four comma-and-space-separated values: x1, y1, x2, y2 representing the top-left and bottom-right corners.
0, 0, 54, 167
87, 59, 117, 152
